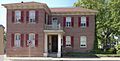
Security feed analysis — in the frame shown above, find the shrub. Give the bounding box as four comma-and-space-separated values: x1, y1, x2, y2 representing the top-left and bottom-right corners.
117, 50, 120, 54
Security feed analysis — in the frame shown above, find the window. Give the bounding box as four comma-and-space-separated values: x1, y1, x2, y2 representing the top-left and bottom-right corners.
81, 16, 86, 28
66, 17, 71, 27
45, 14, 48, 24
28, 33, 35, 47
29, 10, 35, 23
66, 36, 71, 47
15, 10, 21, 23
80, 36, 87, 48
14, 33, 21, 47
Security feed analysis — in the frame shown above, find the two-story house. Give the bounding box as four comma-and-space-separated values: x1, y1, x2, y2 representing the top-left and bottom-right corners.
2, 2, 97, 57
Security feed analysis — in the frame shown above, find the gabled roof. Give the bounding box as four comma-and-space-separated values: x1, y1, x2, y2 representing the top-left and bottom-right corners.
50, 7, 98, 13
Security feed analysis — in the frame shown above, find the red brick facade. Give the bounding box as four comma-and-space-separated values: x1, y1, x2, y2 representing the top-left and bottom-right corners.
3, 2, 97, 57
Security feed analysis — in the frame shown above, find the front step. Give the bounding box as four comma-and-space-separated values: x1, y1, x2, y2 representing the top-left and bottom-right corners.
48, 53, 57, 57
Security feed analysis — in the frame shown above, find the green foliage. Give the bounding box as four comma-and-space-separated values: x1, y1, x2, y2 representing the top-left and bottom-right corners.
117, 50, 120, 54
116, 44, 120, 50
74, 0, 120, 51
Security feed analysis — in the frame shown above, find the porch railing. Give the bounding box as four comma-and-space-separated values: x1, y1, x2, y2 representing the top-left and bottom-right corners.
44, 24, 62, 30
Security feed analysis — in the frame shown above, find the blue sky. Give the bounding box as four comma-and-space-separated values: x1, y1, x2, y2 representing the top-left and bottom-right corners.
0, 0, 78, 30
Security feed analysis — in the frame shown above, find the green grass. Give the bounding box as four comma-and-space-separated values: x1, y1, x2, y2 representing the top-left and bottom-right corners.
63, 52, 120, 57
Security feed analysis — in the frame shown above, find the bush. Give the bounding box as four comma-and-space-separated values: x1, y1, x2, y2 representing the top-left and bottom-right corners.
91, 48, 116, 54
117, 50, 120, 54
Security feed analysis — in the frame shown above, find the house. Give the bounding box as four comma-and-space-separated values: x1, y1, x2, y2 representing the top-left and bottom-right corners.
0, 25, 5, 55
2, 2, 97, 57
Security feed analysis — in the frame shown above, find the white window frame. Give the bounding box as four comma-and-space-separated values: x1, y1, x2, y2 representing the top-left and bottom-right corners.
15, 10, 21, 23
81, 16, 86, 28
29, 10, 36, 23
28, 33, 35, 47
66, 36, 71, 47
14, 33, 21, 47
66, 17, 71, 27
80, 36, 87, 48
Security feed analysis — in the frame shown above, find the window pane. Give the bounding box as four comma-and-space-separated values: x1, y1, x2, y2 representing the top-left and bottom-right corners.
66, 36, 71, 46
81, 16, 86, 27
29, 10, 35, 22
66, 17, 71, 27
80, 36, 87, 47
15, 11, 21, 23
14, 33, 21, 47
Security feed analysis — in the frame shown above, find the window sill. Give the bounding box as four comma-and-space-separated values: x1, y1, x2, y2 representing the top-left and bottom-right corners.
65, 27, 73, 28
80, 46, 87, 48
65, 46, 72, 48
14, 22, 21, 24
28, 22, 36, 24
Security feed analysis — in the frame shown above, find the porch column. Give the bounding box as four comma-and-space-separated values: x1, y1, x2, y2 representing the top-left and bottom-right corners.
44, 33, 48, 57
57, 33, 61, 57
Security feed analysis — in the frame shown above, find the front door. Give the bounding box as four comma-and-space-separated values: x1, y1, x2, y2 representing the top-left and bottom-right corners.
52, 35, 58, 52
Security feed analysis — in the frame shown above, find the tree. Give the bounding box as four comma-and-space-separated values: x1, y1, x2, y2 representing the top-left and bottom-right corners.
74, 0, 120, 51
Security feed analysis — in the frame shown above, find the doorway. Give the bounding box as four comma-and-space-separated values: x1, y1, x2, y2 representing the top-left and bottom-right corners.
51, 35, 58, 52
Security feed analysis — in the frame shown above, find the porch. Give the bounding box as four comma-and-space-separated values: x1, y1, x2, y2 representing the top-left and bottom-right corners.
43, 32, 64, 57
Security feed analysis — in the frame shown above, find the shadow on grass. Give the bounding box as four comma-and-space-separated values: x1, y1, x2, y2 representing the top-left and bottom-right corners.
62, 53, 100, 58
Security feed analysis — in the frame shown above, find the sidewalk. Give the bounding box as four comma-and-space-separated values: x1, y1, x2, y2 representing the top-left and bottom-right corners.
4, 56, 120, 61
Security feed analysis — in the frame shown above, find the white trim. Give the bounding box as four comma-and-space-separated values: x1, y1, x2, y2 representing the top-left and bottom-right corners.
57, 34, 61, 57
44, 33, 48, 57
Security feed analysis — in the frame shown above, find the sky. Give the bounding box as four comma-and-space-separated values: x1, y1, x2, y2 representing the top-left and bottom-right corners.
0, 0, 78, 30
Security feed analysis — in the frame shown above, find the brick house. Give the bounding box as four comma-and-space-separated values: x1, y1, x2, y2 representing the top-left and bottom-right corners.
2, 2, 97, 57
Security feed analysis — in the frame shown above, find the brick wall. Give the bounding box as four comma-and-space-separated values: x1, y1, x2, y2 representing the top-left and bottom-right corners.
7, 9, 45, 57
51, 15, 95, 53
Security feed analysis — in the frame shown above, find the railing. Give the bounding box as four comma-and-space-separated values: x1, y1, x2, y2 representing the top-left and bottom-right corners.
44, 24, 62, 30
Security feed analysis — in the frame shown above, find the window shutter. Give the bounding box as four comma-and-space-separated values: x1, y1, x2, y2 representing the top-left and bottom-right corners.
86, 16, 89, 27
11, 34, 14, 47
26, 11, 29, 23
35, 10, 39, 23
78, 17, 81, 27
26, 34, 28, 47
35, 34, 38, 47
63, 17, 66, 27
71, 17, 74, 27
63, 36, 66, 47
71, 36, 74, 47
21, 11, 24, 23
21, 34, 24, 47
12, 11, 15, 23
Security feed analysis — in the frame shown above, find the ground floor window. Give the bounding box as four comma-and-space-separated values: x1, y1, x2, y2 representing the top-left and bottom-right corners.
80, 36, 87, 48
28, 33, 35, 47
14, 33, 21, 47
66, 36, 71, 47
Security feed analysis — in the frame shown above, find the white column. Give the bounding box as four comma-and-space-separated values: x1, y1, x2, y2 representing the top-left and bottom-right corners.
57, 33, 61, 57
44, 33, 48, 57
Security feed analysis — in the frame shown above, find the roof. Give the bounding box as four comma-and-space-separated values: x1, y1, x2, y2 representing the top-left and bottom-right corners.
2, 1, 47, 6
50, 7, 98, 13
2, 2, 51, 14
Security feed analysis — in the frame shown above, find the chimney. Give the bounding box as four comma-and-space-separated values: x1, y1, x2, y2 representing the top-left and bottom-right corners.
21, 1, 24, 3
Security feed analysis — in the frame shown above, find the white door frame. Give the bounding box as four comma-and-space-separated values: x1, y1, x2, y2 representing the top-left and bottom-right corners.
43, 33, 62, 57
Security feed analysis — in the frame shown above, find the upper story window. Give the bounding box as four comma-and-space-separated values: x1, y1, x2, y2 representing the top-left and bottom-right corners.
66, 36, 71, 47
29, 10, 35, 23
15, 10, 21, 23
14, 33, 21, 47
66, 17, 71, 27
28, 33, 35, 47
80, 36, 87, 48
81, 16, 86, 28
